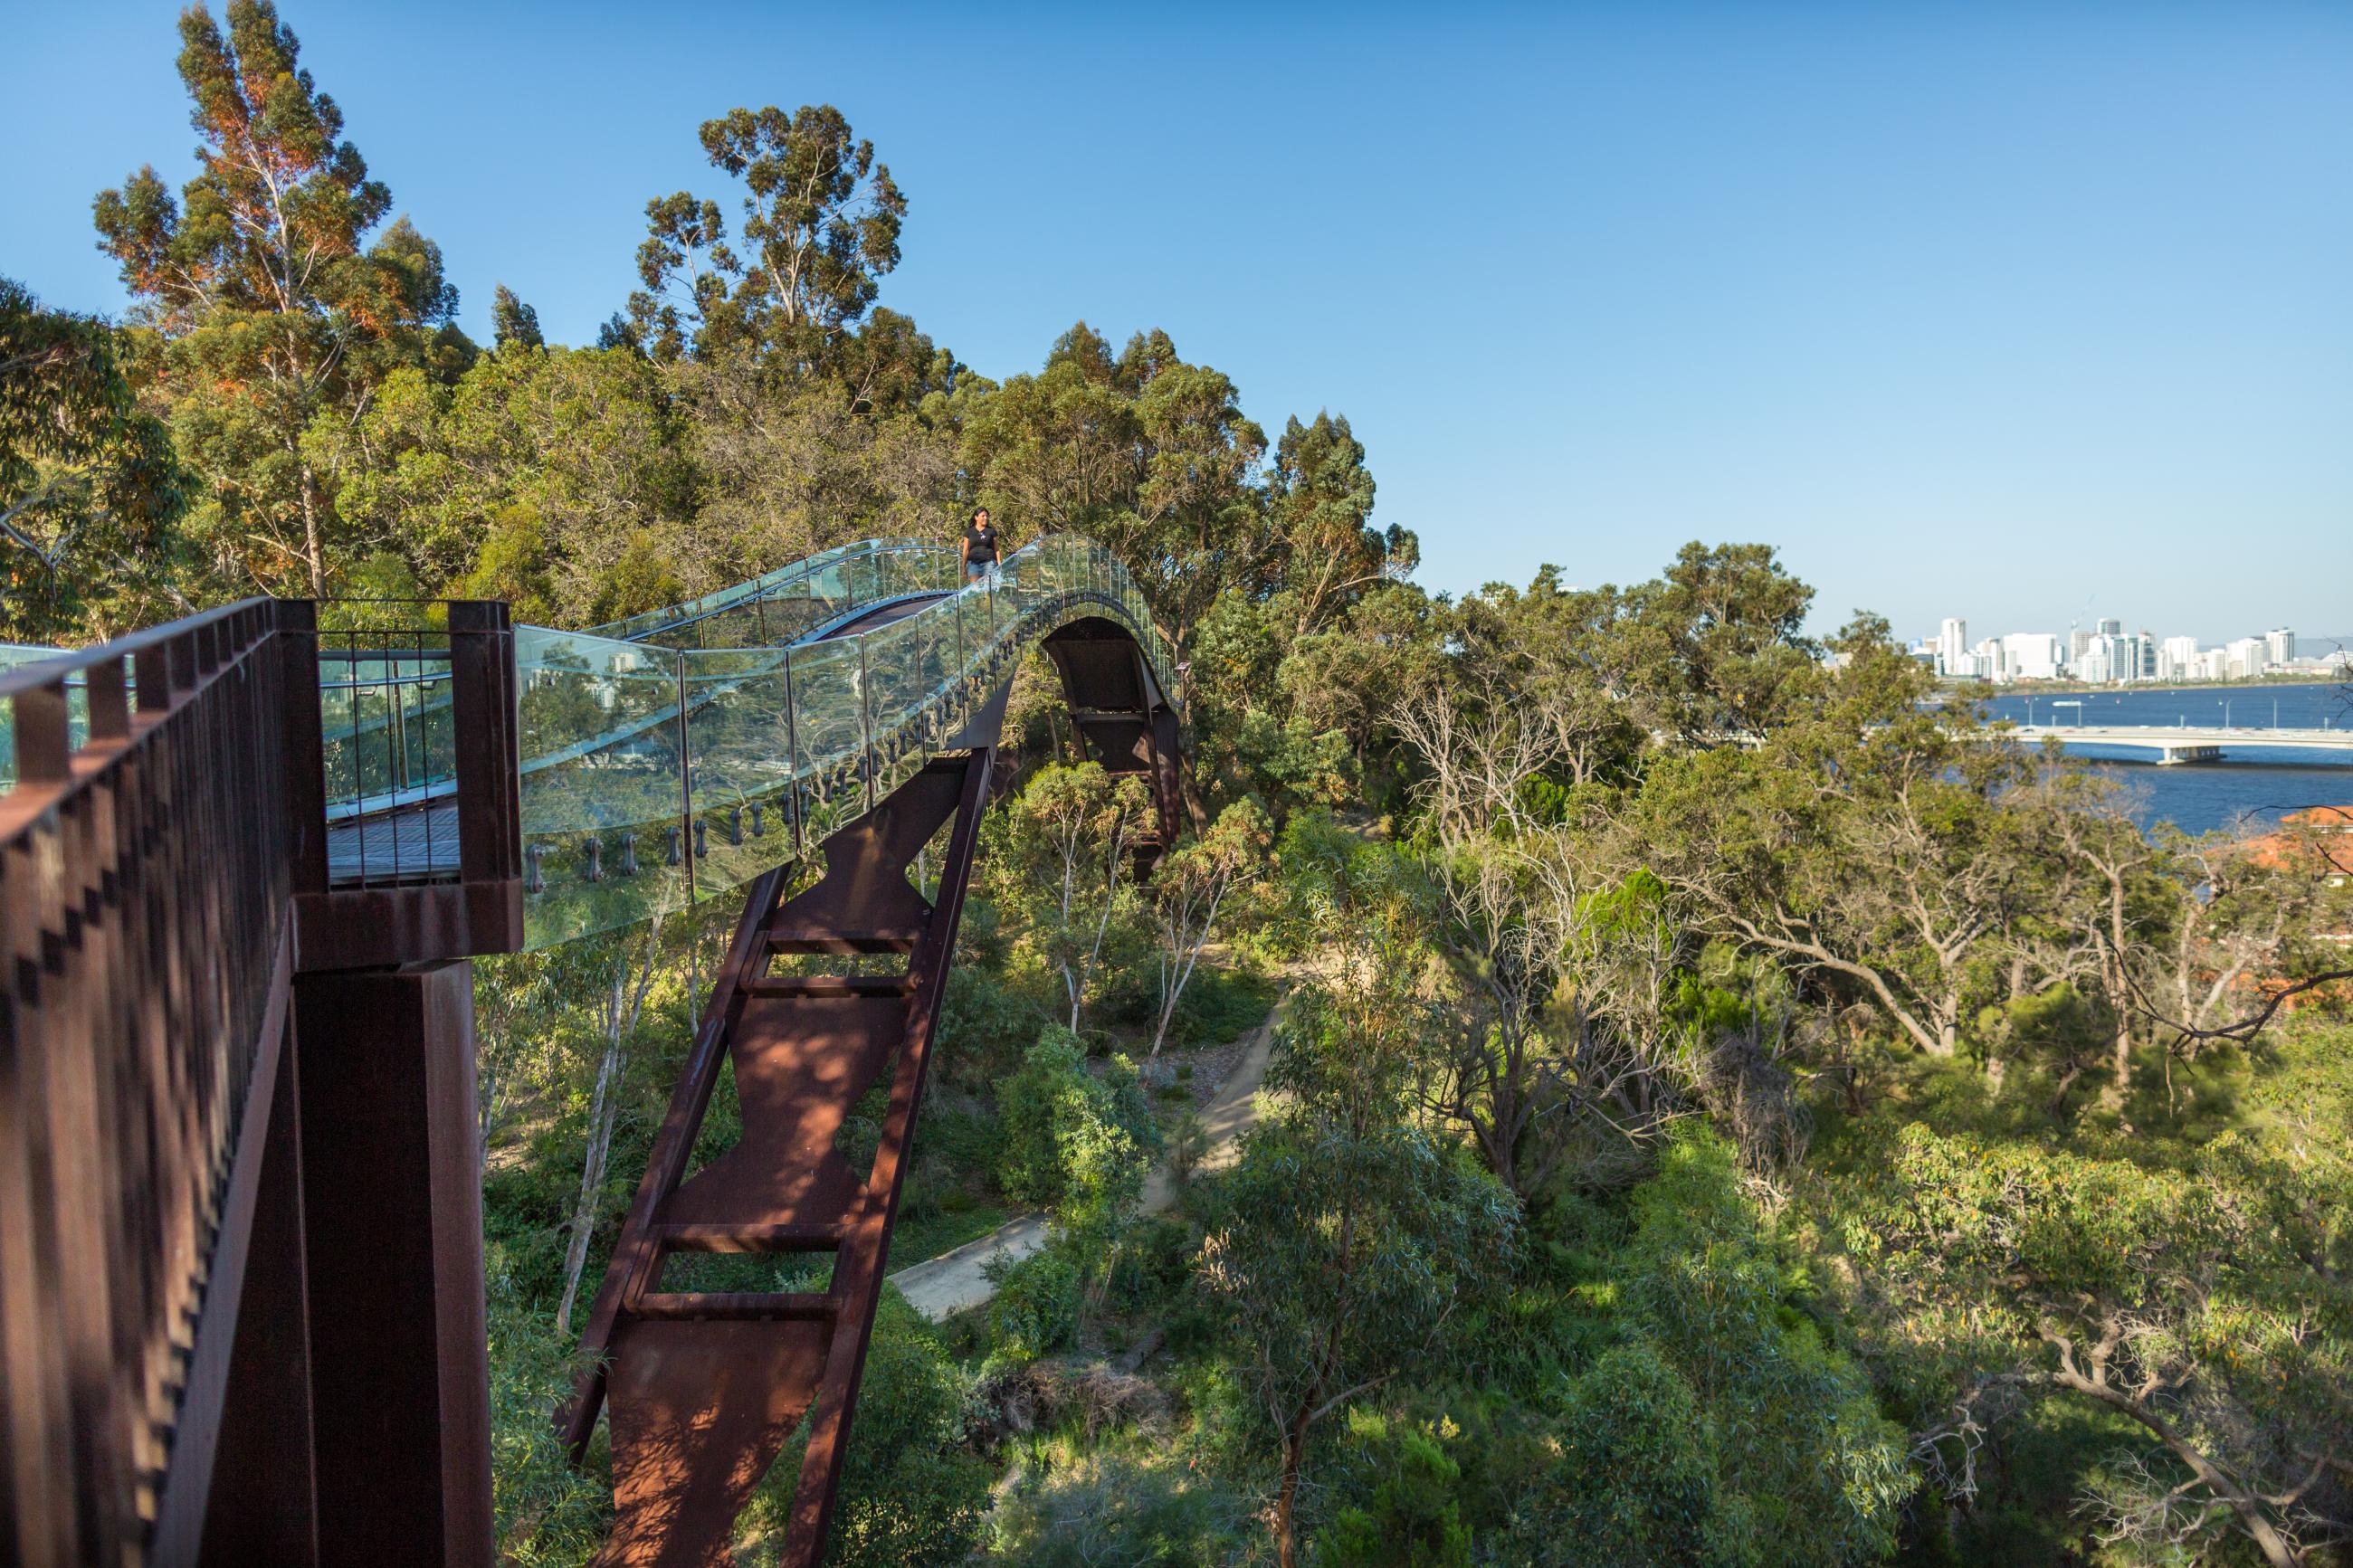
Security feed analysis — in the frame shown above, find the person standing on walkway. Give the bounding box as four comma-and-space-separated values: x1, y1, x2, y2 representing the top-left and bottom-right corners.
961, 507, 999, 584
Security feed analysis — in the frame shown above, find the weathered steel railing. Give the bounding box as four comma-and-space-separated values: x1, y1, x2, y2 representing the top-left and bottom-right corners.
0, 599, 313, 1564
1, 595, 528, 1566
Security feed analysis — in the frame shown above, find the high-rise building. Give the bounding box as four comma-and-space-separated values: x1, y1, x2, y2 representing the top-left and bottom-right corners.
2077, 632, 2143, 685
2267, 628, 2296, 665
2225, 636, 2269, 679
2159, 635, 2201, 680
2095, 617, 2122, 637
1998, 632, 2064, 681
1939, 617, 1968, 677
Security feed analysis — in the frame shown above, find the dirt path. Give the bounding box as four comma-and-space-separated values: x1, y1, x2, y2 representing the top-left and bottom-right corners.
888, 1003, 1281, 1323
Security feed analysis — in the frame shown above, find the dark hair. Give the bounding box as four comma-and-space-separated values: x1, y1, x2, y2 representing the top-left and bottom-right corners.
970, 507, 990, 525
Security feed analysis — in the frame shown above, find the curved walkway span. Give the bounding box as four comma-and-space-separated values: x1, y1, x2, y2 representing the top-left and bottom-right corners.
0, 534, 1181, 1568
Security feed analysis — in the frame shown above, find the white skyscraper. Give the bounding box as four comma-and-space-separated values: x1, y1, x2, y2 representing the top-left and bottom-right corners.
1939, 618, 1968, 677
2159, 635, 2200, 680
2226, 637, 2269, 679
1998, 632, 2064, 681
2267, 629, 2296, 666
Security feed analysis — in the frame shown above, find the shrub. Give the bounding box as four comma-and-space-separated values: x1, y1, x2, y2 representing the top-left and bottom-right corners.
995, 1030, 1162, 1226
986, 1241, 1083, 1363
986, 1451, 1253, 1567
1309, 1413, 1472, 1568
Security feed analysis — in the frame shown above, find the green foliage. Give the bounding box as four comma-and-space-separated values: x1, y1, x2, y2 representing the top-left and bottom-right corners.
484, 1245, 609, 1565
986, 1450, 1254, 1567
994, 1030, 1160, 1225
322, 345, 696, 622
987, 763, 1156, 1031
749, 1289, 988, 1567
491, 283, 545, 352
1199, 1117, 1519, 1558
1620, 1130, 1911, 1565
986, 1240, 1083, 1363
0, 278, 187, 639
1514, 1342, 1760, 1566
1310, 1414, 1472, 1568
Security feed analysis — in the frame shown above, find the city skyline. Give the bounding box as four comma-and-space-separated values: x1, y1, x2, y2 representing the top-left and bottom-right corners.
1916, 613, 2340, 685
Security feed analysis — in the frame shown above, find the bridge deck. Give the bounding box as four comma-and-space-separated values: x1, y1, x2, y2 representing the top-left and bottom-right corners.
2008, 725, 2353, 752
327, 802, 462, 882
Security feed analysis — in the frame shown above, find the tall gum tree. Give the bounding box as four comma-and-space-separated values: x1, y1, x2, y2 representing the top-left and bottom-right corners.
627, 104, 906, 373
93, 0, 462, 599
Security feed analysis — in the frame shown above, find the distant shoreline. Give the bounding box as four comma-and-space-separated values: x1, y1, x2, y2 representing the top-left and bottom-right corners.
1940, 673, 2348, 697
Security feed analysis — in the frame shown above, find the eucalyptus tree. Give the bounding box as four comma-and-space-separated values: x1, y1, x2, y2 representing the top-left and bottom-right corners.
961, 324, 1272, 664
1261, 411, 1413, 640
93, 0, 466, 599
627, 104, 906, 372
0, 278, 187, 639
1849, 1120, 2352, 1568
490, 284, 544, 352
1641, 625, 2034, 1059
1198, 1121, 1515, 1568
1145, 798, 1272, 1059
987, 763, 1154, 1033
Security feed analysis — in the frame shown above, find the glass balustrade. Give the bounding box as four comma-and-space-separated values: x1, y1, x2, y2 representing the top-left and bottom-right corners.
2, 536, 1171, 936
510, 533, 1170, 944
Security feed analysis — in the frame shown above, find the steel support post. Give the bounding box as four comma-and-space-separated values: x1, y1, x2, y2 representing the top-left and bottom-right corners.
292, 961, 494, 1568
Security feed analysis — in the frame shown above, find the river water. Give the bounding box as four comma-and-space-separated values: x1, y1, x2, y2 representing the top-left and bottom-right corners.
1971, 682, 2351, 836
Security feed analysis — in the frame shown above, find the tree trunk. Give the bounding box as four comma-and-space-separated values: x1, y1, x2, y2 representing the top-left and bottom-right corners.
2053, 1371, 2303, 1568
557, 989, 626, 1333
299, 461, 326, 600
1274, 1418, 1309, 1568
2108, 878, 2134, 1103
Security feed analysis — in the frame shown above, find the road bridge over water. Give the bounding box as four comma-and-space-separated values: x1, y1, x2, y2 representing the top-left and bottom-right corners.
2002, 723, 2353, 765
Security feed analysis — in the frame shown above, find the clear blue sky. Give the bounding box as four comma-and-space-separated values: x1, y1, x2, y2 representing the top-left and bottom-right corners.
6, 0, 2348, 647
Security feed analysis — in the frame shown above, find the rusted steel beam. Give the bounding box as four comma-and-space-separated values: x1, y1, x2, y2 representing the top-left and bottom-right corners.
561, 753, 992, 1567
1, 592, 527, 1564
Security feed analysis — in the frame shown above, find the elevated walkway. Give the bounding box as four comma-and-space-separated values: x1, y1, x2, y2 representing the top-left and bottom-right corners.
0, 532, 1181, 1568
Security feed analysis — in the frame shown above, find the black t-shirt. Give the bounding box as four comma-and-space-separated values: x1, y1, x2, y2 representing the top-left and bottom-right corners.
964, 522, 997, 563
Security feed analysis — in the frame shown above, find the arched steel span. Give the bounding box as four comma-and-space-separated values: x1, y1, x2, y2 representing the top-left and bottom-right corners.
558, 603, 1179, 1568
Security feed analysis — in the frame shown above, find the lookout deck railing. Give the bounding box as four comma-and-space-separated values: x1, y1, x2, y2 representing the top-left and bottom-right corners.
0, 600, 311, 1563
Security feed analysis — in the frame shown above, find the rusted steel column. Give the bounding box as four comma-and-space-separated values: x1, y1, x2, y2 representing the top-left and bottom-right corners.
293, 961, 493, 1568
